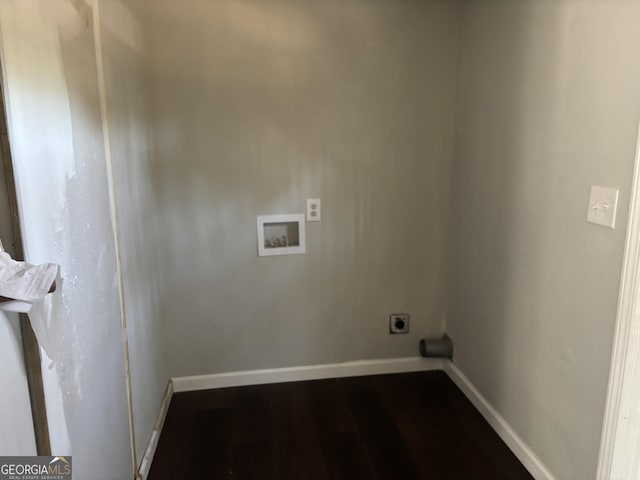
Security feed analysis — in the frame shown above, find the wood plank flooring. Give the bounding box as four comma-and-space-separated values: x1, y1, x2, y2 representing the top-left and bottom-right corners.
148, 371, 533, 480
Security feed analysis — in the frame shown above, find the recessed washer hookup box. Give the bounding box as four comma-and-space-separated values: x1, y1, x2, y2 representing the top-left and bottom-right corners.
257, 214, 306, 257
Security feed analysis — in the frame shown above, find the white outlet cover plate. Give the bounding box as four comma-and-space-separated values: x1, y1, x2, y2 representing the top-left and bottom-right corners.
587, 186, 619, 229
306, 198, 321, 222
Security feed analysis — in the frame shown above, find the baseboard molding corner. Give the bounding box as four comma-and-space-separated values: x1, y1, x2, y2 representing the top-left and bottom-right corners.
443, 361, 555, 480
139, 380, 174, 479
172, 356, 444, 393
139, 358, 554, 480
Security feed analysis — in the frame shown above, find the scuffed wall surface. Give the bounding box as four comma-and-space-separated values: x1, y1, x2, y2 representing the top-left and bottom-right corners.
0, 1, 133, 477
142, 0, 461, 376
447, 1, 640, 478
98, 0, 170, 462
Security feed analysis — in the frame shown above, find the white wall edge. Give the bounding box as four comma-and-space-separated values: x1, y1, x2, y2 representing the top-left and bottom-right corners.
139, 381, 174, 480
597, 117, 640, 480
172, 356, 444, 392
443, 361, 556, 480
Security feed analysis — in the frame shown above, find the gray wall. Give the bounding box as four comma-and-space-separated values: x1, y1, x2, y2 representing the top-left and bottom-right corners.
4, 2, 640, 478
99, 0, 171, 464
447, 1, 640, 478
142, 0, 462, 376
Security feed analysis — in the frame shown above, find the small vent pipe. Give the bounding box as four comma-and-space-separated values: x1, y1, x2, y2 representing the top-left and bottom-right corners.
419, 334, 454, 359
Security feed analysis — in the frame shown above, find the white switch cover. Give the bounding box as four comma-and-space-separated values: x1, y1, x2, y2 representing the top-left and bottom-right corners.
587, 186, 619, 229
306, 198, 321, 222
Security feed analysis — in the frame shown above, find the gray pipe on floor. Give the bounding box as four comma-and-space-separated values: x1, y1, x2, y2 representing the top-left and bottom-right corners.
419, 334, 454, 359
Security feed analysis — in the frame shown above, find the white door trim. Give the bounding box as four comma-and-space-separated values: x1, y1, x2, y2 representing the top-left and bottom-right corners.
597, 117, 640, 479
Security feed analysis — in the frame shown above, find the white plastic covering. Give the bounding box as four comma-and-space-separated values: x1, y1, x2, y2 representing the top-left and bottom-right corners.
0, 252, 58, 302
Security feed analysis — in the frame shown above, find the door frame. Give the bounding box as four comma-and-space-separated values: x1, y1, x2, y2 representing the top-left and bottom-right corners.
0, 71, 51, 457
597, 118, 640, 478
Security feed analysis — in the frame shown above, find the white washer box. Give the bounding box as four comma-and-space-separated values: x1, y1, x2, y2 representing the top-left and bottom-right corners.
257, 214, 306, 257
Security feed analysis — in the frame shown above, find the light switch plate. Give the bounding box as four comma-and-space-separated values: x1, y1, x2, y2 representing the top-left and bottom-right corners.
587, 186, 619, 229
306, 198, 321, 222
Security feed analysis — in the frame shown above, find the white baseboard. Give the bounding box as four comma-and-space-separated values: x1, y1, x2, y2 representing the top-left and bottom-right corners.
172, 356, 444, 392
443, 361, 555, 480
139, 381, 174, 480
156, 357, 551, 480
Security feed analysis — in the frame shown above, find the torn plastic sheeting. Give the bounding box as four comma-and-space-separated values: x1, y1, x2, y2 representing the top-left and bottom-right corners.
0, 252, 59, 303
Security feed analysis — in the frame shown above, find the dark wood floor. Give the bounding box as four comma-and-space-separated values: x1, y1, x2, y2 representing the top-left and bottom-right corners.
148, 371, 533, 480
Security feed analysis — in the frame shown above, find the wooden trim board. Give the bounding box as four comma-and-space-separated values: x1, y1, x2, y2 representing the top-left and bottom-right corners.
139, 381, 173, 479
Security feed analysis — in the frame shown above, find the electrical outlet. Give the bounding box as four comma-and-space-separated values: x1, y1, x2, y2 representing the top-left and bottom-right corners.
390, 314, 410, 334
306, 198, 321, 222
